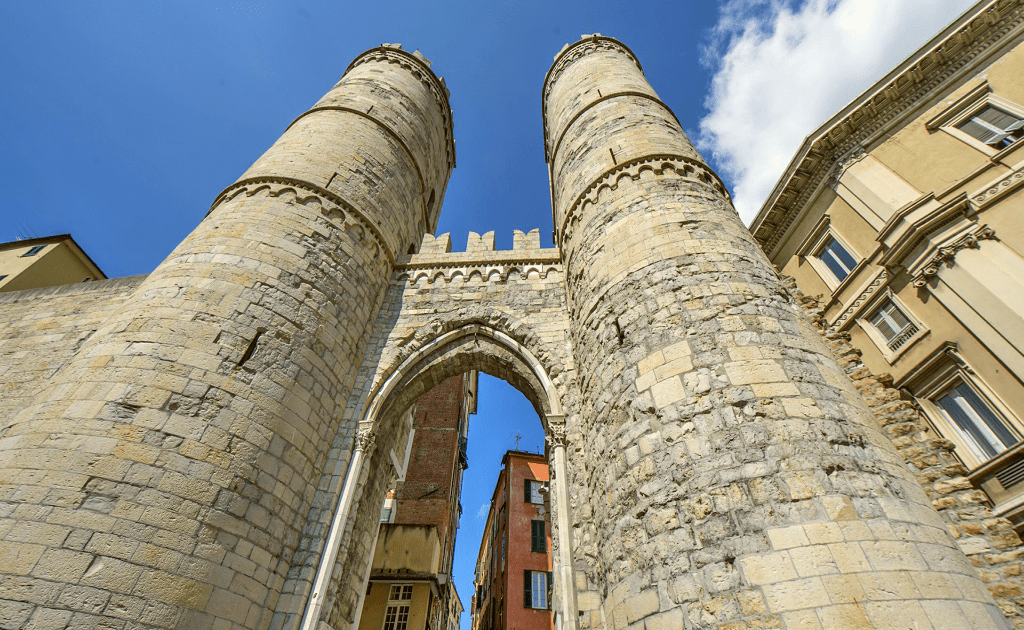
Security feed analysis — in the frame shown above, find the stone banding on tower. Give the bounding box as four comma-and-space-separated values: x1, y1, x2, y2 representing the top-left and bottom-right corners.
544, 34, 1007, 629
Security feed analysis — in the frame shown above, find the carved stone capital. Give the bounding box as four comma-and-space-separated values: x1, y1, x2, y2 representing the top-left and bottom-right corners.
355, 429, 376, 453
913, 225, 996, 288
546, 423, 568, 449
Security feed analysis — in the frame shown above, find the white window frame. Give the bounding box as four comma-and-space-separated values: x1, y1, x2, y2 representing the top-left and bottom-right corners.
797, 217, 862, 292
527, 570, 549, 610
382, 583, 413, 630
927, 83, 1024, 156
906, 348, 1022, 469
857, 290, 926, 363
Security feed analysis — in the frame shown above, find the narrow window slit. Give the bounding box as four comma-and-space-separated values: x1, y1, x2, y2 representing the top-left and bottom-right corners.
239, 330, 265, 367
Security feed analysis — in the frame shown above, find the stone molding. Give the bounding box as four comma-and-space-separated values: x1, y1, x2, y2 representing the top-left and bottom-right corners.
209, 176, 397, 267
753, 0, 1024, 257
547, 90, 679, 168
558, 154, 729, 245
345, 46, 456, 171
912, 224, 997, 287
825, 146, 866, 189
285, 106, 427, 195
830, 268, 889, 330
542, 35, 643, 161
972, 164, 1024, 208
396, 262, 562, 286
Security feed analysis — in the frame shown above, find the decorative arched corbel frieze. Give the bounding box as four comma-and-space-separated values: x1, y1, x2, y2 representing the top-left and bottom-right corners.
912, 225, 997, 288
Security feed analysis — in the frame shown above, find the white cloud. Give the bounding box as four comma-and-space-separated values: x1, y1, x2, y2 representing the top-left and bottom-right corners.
476, 502, 489, 519
697, 0, 976, 224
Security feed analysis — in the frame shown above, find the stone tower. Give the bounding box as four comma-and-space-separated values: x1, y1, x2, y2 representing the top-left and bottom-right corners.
0, 45, 453, 628
0, 35, 1018, 630
543, 36, 1008, 629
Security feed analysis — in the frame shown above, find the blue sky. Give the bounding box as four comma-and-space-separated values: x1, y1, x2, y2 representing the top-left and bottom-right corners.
0, 1, 978, 627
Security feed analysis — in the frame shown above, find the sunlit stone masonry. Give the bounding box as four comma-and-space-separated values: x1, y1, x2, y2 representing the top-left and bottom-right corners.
0, 33, 1016, 630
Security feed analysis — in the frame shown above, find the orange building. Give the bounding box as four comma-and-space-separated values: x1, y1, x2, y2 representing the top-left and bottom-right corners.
471, 451, 552, 630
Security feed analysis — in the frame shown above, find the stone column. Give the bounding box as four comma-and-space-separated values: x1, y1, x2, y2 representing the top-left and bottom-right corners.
0, 45, 452, 630
544, 35, 1007, 629
546, 416, 579, 630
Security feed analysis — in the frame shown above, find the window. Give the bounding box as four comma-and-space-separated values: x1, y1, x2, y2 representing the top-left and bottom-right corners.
523, 570, 551, 609
388, 584, 413, 601
383, 584, 413, 630
0, 275, 7, 282
524, 479, 547, 504
22, 245, 45, 257
815, 236, 857, 284
382, 604, 409, 630
867, 298, 919, 354
935, 380, 1018, 461
927, 85, 1024, 155
531, 520, 546, 553
955, 105, 1023, 149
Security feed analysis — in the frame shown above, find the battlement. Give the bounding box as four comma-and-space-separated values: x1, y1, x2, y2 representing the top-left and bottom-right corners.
394, 229, 562, 285
400, 229, 560, 266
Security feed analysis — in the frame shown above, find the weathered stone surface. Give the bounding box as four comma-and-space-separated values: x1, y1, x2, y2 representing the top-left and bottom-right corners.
0, 34, 1018, 630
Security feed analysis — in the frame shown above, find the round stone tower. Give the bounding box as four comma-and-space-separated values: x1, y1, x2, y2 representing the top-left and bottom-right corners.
0, 45, 452, 629
545, 35, 1007, 629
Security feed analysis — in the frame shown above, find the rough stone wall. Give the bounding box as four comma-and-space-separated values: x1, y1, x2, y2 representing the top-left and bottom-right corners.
0, 45, 452, 630
0, 276, 144, 423
789, 277, 1024, 628
545, 36, 1008, 629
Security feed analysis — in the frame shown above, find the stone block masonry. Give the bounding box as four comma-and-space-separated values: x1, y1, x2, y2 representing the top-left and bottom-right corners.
543, 35, 1009, 629
0, 34, 1018, 630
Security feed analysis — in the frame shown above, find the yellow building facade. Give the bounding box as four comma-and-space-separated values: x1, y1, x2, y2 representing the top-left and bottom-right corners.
0, 234, 105, 292
752, 0, 1024, 526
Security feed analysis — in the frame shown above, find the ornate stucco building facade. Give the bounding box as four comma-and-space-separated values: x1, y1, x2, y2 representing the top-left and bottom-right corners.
751, 0, 1024, 528
2, 3, 1024, 629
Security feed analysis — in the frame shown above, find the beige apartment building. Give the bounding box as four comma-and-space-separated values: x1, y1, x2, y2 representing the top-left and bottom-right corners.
0, 234, 105, 292
751, 0, 1024, 527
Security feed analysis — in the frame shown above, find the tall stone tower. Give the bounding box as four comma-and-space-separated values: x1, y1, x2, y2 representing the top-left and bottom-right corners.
544, 36, 1007, 629
0, 45, 452, 628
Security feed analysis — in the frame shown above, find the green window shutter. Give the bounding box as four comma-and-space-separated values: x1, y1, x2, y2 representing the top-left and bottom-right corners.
524, 570, 532, 608
524, 478, 531, 502
547, 571, 553, 609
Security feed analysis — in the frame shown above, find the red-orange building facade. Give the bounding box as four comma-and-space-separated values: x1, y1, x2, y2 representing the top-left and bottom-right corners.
471, 451, 553, 630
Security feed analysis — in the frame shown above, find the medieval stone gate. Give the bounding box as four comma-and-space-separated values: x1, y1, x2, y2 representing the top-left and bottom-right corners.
0, 36, 1012, 630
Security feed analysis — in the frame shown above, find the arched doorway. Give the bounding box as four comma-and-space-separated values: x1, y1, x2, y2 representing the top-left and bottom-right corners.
301, 325, 577, 630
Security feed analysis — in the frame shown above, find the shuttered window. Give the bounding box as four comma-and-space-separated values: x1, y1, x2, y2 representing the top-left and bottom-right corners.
531, 520, 546, 553
957, 105, 1024, 149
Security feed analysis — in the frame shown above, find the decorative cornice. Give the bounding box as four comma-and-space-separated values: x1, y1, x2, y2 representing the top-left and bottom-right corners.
752, 0, 1024, 258
345, 46, 456, 171
355, 428, 376, 453
395, 262, 563, 286
831, 269, 889, 330
558, 154, 729, 246
912, 224, 997, 287
972, 164, 1024, 207
209, 176, 396, 267
542, 35, 643, 162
